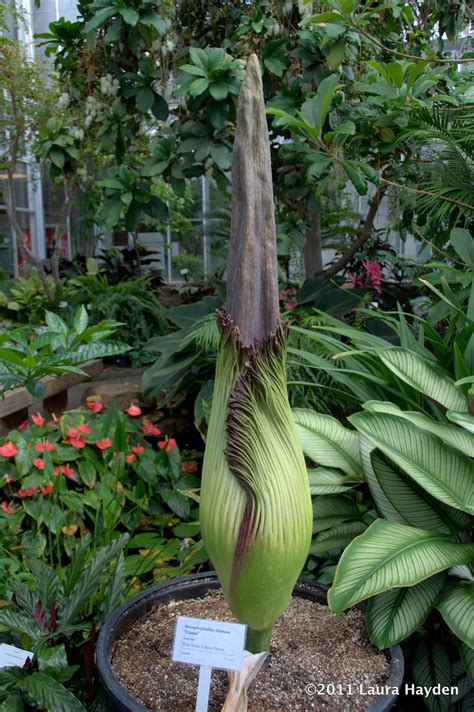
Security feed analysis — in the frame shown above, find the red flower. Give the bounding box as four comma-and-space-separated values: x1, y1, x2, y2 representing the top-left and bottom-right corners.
18, 419, 29, 430
125, 453, 136, 463
35, 442, 55, 453
0, 442, 18, 458
78, 424, 91, 434
126, 404, 142, 417
48, 415, 61, 424
3, 475, 17, 485
61, 465, 75, 477
31, 414, 45, 426
86, 400, 103, 413
96, 438, 112, 450
53, 465, 59, 476
38, 482, 53, 496
1, 501, 16, 514
70, 437, 86, 449
141, 419, 161, 436
18, 486, 35, 498
131, 445, 144, 454
66, 428, 80, 439
181, 462, 198, 473
158, 438, 177, 452
33, 458, 45, 470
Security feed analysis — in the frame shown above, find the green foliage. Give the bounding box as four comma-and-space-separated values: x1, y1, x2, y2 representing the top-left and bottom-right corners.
142, 296, 220, 405
0, 306, 130, 396
63, 273, 166, 366
0, 535, 128, 710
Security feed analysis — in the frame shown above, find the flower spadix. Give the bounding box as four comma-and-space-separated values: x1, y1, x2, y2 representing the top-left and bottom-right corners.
200, 54, 312, 653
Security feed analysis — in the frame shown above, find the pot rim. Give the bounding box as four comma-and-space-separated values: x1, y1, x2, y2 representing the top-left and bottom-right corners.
96, 571, 404, 712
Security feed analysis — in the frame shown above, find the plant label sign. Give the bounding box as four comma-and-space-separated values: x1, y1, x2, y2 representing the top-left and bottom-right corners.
172, 616, 246, 712
0, 643, 33, 669
172, 616, 246, 670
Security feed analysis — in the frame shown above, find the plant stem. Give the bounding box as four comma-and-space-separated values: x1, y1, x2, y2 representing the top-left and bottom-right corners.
246, 625, 273, 654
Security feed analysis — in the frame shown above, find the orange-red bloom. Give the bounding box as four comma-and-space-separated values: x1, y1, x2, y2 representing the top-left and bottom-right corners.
62, 465, 75, 477
86, 400, 103, 413
96, 438, 112, 450
125, 453, 136, 463
141, 419, 161, 436
35, 442, 55, 453
1, 501, 16, 514
78, 424, 91, 434
158, 438, 176, 452
70, 437, 86, 449
181, 462, 198, 473
18, 487, 35, 498
127, 404, 142, 417
31, 414, 45, 426
0, 442, 18, 458
33, 458, 45, 470
38, 482, 53, 496
131, 445, 144, 454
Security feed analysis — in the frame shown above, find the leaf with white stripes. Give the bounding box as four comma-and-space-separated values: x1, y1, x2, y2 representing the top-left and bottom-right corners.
312, 495, 363, 533
436, 582, 474, 647
365, 449, 471, 535
366, 573, 447, 649
378, 348, 466, 411
294, 409, 362, 477
446, 410, 474, 433
327, 519, 474, 613
308, 467, 357, 494
350, 412, 474, 514
310, 521, 367, 555
459, 640, 474, 686
363, 400, 474, 457
412, 641, 452, 712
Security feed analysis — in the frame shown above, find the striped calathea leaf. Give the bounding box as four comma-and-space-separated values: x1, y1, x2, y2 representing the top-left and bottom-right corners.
200, 55, 312, 654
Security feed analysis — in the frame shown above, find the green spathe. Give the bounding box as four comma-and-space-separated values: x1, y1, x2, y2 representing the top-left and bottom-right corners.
199, 54, 312, 653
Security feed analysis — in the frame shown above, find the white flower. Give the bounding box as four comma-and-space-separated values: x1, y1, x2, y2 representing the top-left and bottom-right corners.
58, 92, 70, 108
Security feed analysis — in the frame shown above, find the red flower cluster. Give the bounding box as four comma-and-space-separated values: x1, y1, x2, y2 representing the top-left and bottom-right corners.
279, 288, 298, 311
158, 438, 176, 452
180, 462, 198, 473
142, 419, 161, 436
0, 442, 18, 458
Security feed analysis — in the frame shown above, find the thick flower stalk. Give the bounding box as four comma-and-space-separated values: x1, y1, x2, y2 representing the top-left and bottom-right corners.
200, 55, 312, 654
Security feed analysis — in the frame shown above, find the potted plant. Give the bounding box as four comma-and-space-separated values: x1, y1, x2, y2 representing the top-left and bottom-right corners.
96, 55, 404, 711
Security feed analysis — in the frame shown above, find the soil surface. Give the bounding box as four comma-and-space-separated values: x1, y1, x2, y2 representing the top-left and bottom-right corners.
111, 590, 391, 711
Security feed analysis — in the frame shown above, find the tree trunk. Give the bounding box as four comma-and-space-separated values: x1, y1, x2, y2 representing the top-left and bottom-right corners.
323, 183, 388, 278
1, 174, 55, 302
304, 212, 322, 278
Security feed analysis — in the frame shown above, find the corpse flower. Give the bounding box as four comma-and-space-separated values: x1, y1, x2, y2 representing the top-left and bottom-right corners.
200, 55, 312, 655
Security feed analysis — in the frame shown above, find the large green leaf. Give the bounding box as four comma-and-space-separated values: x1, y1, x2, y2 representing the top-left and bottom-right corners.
312, 495, 363, 533
363, 400, 474, 457
293, 409, 362, 477
436, 582, 474, 647
361, 446, 470, 535
23, 672, 86, 712
412, 641, 452, 712
308, 467, 356, 494
446, 410, 474, 433
350, 412, 474, 514
328, 519, 474, 613
310, 521, 367, 555
378, 347, 466, 411
459, 640, 474, 686
366, 573, 447, 648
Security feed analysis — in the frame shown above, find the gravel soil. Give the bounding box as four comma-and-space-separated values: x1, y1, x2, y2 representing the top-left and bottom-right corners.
111, 590, 391, 711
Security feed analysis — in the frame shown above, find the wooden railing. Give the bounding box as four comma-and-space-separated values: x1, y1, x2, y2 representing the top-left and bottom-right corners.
0, 360, 103, 433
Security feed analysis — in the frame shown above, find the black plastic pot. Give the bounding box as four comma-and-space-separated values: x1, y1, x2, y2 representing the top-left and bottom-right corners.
96, 571, 404, 712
